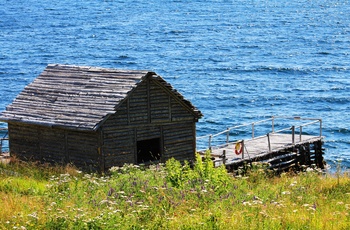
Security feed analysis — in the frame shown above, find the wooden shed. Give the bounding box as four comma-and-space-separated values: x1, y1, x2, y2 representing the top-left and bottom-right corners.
0, 64, 202, 171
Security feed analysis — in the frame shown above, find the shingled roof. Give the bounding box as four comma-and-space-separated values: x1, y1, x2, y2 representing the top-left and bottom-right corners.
0, 64, 202, 130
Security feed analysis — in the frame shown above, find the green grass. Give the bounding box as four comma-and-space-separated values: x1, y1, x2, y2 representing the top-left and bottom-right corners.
0, 154, 349, 229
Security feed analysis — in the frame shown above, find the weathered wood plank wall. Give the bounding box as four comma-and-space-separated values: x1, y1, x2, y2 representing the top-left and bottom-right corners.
8, 122, 100, 170
101, 78, 197, 170
103, 128, 135, 168
8, 123, 41, 161
66, 131, 99, 169
40, 128, 66, 163
163, 122, 195, 162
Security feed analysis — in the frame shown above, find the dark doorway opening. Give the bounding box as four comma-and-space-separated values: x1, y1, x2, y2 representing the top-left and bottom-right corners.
137, 138, 161, 164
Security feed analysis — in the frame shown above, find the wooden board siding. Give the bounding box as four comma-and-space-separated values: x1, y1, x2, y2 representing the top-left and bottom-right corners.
8, 123, 40, 160
171, 98, 195, 122
8, 122, 100, 169
66, 131, 100, 169
129, 81, 149, 125
107, 103, 128, 126
100, 78, 198, 169
105, 78, 196, 128
163, 122, 196, 162
9, 123, 68, 163
102, 128, 135, 169
100, 80, 197, 167
39, 128, 66, 164
136, 126, 161, 141
102, 125, 163, 168
150, 81, 171, 123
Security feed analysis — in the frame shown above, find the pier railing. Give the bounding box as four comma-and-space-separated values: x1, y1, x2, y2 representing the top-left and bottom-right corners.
0, 127, 9, 154
197, 116, 322, 153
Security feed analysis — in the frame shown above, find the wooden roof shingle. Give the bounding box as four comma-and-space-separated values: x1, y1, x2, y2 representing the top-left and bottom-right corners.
0, 64, 202, 130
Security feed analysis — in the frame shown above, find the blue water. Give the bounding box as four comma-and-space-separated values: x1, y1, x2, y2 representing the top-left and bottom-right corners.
1, 0, 349, 170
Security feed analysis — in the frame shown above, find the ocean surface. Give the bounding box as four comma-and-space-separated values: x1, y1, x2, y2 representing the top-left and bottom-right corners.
0, 0, 349, 170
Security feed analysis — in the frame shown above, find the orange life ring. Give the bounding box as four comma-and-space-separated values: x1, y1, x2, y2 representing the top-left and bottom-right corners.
235, 142, 243, 155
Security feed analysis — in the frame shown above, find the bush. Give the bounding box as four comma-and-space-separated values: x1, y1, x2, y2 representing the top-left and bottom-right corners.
165, 152, 230, 194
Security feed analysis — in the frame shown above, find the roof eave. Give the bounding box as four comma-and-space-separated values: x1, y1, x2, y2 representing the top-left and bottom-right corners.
0, 117, 95, 132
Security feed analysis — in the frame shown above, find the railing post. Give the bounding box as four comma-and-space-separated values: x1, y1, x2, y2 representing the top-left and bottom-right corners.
242, 140, 245, 159
272, 116, 275, 133
226, 128, 230, 144
252, 123, 255, 139
319, 119, 322, 137
223, 150, 226, 165
299, 126, 302, 142
291, 126, 295, 145
267, 133, 271, 152
209, 135, 212, 152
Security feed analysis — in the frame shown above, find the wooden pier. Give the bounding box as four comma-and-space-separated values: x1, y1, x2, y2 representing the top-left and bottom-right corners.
197, 116, 325, 173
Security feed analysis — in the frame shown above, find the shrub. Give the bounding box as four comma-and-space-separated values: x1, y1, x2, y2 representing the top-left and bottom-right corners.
165, 152, 230, 194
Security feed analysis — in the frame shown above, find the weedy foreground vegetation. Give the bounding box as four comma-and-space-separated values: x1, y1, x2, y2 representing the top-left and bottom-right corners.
0, 154, 349, 230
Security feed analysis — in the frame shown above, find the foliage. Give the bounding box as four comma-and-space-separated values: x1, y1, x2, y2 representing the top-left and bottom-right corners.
0, 156, 349, 230
165, 152, 230, 193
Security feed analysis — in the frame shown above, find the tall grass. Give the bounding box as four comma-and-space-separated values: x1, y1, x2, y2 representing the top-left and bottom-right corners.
0, 154, 349, 229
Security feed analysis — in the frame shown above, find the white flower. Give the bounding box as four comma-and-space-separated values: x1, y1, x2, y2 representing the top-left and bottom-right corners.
99, 200, 109, 205
242, 201, 251, 206
282, 191, 291, 195
27, 212, 38, 220
290, 181, 297, 187
306, 167, 314, 172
